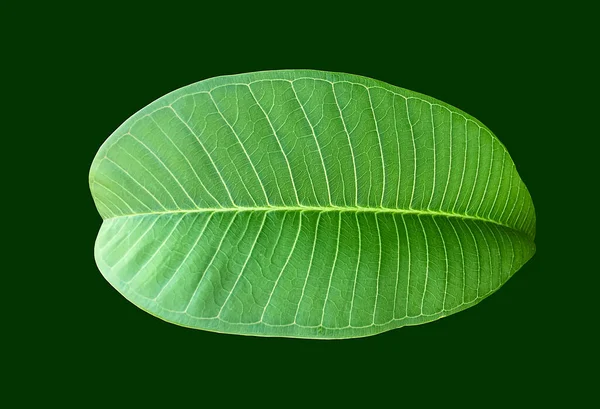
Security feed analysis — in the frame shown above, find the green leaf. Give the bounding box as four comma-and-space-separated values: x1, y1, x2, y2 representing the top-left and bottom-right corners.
90, 70, 535, 339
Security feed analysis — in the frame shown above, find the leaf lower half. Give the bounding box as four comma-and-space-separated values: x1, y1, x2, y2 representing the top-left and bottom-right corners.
95, 210, 535, 339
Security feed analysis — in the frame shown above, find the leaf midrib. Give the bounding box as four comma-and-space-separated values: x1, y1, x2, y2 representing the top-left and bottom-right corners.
103, 205, 528, 236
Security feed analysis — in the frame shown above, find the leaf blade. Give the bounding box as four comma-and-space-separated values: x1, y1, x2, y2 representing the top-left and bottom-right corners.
91, 70, 536, 338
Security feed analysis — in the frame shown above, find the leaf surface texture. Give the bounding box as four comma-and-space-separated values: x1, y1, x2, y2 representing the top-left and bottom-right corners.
90, 70, 535, 338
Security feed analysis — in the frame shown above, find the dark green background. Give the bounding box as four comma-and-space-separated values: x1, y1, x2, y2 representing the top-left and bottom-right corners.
14, 3, 593, 405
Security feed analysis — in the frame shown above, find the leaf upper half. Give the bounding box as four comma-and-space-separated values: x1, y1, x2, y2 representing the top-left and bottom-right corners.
90, 70, 536, 338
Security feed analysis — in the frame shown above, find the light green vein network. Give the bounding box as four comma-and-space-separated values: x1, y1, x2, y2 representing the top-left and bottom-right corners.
90, 69, 536, 339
